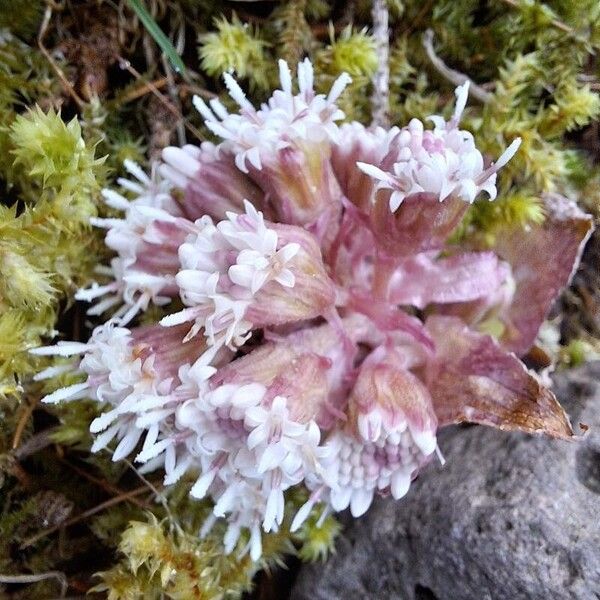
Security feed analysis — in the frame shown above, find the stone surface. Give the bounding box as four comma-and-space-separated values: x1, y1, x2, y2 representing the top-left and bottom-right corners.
291, 363, 600, 600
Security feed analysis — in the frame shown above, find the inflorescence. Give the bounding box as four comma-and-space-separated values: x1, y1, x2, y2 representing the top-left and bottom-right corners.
33, 59, 592, 560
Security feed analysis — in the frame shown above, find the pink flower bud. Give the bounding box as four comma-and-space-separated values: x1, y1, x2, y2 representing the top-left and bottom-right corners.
246, 223, 336, 328
306, 348, 438, 518
160, 142, 269, 222
248, 144, 343, 228
80, 164, 194, 324
331, 122, 400, 211
348, 348, 437, 450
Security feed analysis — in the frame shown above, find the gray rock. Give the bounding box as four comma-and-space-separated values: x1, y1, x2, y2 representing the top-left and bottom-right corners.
291, 363, 600, 600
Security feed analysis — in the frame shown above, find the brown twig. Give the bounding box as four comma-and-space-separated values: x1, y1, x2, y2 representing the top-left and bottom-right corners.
3, 456, 32, 487
12, 398, 39, 450
20, 485, 152, 549
371, 0, 390, 127
58, 457, 151, 509
118, 77, 169, 103
180, 83, 218, 100
38, 4, 85, 108
422, 29, 492, 103
123, 457, 175, 523
115, 54, 204, 141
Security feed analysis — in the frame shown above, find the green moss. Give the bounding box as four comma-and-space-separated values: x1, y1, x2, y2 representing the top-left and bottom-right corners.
1, 1, 599, 596
199, 14, 272, 91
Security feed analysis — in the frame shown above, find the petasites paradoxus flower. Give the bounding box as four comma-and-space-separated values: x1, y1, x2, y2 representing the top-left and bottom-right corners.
33, 59, 593, 561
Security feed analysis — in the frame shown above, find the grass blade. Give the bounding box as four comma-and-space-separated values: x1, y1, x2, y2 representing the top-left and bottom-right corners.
126, 0, 186, 75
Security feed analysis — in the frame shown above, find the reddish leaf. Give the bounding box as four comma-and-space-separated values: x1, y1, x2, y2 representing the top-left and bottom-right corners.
390, 251, 510, 308
494, 194, 593, 355
425, 315, 573, 439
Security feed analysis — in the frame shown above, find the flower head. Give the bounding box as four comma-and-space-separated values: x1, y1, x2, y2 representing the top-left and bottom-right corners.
77, 161, 188, 324
160, 200, 335, 359
357, 83, 522, 211
34, 60, 591, 561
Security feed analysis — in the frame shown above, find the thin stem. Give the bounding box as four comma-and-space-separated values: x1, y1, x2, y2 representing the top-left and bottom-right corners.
20, 485, 151, 549
115, 54, 204, 141
0, 571, 67, 596
161, 54, 186, 147
118, 77, 169, 104
123, 458, 175, 524
12, 398, 38, 450
371, 0, 390, 128
422, 29, 492, 103
38, 4, 84, 108
59, 457, 151, 509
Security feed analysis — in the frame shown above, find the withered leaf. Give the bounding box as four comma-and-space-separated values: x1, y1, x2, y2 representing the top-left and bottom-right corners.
494, 193, 594, 355
425, 315, 573, 439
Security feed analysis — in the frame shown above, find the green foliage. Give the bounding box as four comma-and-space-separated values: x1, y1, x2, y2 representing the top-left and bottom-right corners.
318, 25, 378, 80
560, 338, 591, 367
127, 0, 187, 75
93, 512, 285, 599
11, 108, 104, 218
0, 0, 43, 37
273, 0, 313, 67
1, 109, 102, 303
200, 14, 271, 90
295, 510, 341, 562
0, 108, 102, 402
457, 193, 546, 245
316, 25, 378, 120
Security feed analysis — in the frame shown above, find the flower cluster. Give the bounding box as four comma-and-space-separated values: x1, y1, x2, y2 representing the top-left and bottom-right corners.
34, 59, 592, 560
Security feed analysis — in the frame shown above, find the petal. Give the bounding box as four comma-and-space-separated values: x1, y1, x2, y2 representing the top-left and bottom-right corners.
330, 486, 352, 512
190, 470, 216, 499
90, 408, 120, 433
390, 469, 412, 499
42, 382, 89, 404
350, 488, 374, 517
213, 485, 238, 517
135, 437, 173, 463
223, 522, 241, 554
91, 423, 120, 453
275, 269, 295, 288
231, 383, 265, 408
164, 455, 193, 486
258, 443, 287, 473
263, 488, 285, 531
244, 405, 268, 428
113, 428, 143, 461
290, 498, 315, 532
247, 425, 268, 450
249, 523, 262, 561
